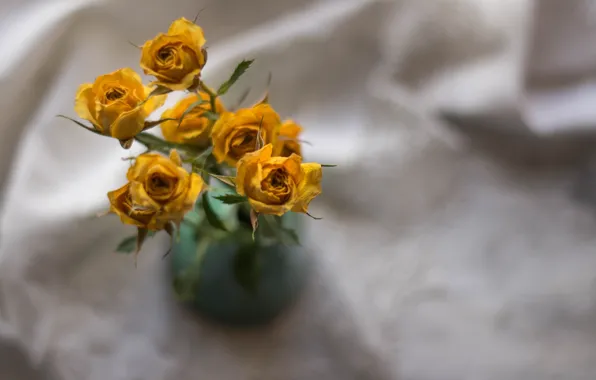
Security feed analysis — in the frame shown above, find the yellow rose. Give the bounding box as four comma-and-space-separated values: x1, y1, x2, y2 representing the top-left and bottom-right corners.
277, 119, 303, 157
107, 183, 166, 230
75, 68, 164, 147
108, 150, 205, 230
160, 92, 225, 146
236, 144, 322, 216
140, 18, 207, 91
211, 103, 281, 166
127, 150, 205, 217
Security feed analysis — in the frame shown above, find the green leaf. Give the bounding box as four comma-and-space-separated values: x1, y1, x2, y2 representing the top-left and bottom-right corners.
134, 132, 204, 155
200, 111, 219, 121
213, 193, 248, 205
145, 85, 172, 100
202, 191, 228, 231
115, 235, 136, 254
115, 230, 157, 254
143, 118, 178, 130
217, 59, 254, 95
321, 164, 337, 168
135, 227, 149, 261
196, 170, 236, 188
178, 99, 208, 128
190, 146, 214, 169
57, 115, 102, 135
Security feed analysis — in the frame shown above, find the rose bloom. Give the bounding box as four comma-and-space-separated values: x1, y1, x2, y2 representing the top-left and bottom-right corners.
160, 92, 225, 146
277, 119, 303, 157
235, 144, 322, 216
108, 150, 205, 229
75, 68, 164, 148
140, 18, 207, 91
211, 103, 281, 166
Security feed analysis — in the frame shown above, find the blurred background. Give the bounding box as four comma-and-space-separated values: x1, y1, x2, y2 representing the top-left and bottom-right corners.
3, 0, 596, 379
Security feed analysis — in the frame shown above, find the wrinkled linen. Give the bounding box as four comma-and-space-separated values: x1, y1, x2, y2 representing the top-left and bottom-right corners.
3, 0, 596, 379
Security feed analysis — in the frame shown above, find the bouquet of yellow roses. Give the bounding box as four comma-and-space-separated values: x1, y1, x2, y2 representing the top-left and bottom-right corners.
59, 15, 331, 294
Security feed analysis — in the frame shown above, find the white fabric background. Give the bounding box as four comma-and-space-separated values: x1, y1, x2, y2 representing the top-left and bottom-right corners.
2, 0, 596, 379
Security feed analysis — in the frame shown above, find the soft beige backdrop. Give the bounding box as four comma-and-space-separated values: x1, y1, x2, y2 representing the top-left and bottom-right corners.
2, 0, 596, 379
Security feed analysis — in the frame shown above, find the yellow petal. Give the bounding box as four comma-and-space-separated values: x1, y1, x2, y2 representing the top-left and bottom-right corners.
127, 154, 161, 181
92, 68, 141, 98
282, 153, 303, 184
235, 147, 266, 196
115, 68, 145, 94
280, 119, 303, 138
253, 104, 282, 145
247, 198, 290, 216
129, 181, 161, 210
291, 163, 322, 213
112, 67, 143, 84
142, 86, 166, 115
109, 106, 145, 140
108, 184, 157, 228
168, 17, 206, 49
183, 173, 205, 207
150, 66, 202, 91
211, 112, 234, 163
149, 78, 196, 92
139, 36, 164, 74
256, 144, 274, 160
169, 149, 182, 166
74, 84, 98, 128
276, 119, 303, 156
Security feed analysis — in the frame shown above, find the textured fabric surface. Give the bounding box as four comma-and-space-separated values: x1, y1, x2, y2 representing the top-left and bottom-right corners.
2, 0, 596, 379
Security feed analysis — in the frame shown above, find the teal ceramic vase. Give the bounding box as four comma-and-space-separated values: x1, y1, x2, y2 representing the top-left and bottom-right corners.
170, 191, 310, 326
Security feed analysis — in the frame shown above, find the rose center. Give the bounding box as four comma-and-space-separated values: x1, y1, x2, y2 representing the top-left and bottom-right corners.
262, 168, 291, 204
270, 170, 286, 188
240, 133, 255, 147
147, 173, 177, 200
151, 176, 169, 189
157, 47, 176, 64
230, 131, 258, 159
106, 87, 126, 101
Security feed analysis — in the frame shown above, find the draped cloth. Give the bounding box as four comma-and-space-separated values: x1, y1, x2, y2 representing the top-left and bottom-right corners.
2, 1, 596, 379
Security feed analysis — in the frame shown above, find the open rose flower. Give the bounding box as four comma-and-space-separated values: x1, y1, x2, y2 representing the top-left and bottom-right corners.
235, 144, 322, 216
75, 68, 164, 148
211, 103, 281, 166
108, 150, 205, 230
140, 18, 207, 91
107, 183, 167, 230
128, 150, 205, 216
160, 92, 225, 146
276, 119, 303, 157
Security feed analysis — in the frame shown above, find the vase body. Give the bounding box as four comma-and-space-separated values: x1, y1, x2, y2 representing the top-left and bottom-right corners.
170, 210, 310, 326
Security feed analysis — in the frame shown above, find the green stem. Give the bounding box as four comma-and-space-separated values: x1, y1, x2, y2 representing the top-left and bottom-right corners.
199, 81, 218, 114
134, 132, 205, 156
